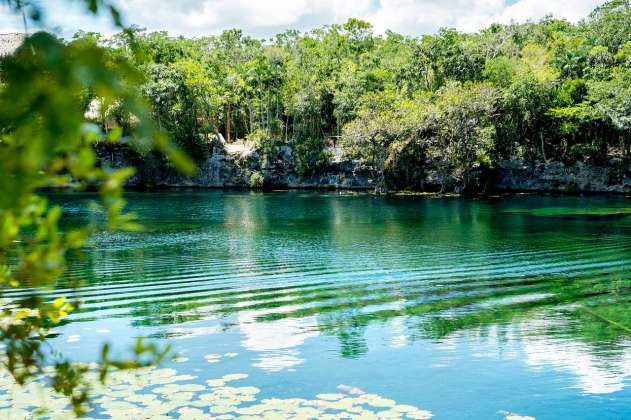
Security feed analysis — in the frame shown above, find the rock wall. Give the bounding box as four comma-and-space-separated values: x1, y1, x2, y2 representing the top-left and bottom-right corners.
494, 160, 631, 194
96, 143, 374, 190
97, 144, 631, 194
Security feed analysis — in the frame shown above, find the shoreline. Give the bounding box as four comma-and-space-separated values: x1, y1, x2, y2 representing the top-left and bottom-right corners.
41, 185, 631, 199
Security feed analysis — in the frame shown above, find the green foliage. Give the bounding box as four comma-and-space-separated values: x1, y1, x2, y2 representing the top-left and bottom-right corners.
84, 0, 631, 192
1, 0, 629, 198
483, 56, 518, 87
0, 2, 193, 416
341, 91, 428, 191
584, 0, 631, 52
0, 0, 631, 202
249, 171, 265, 188
68, 0, 628, 192
589, 66, 631, 130
430, 83, 498, 191
70, 2, 628, 190
294, 137, 332, 177
247, 128, 278, 158
141, 62, 212, 160
558, 78, 588, 105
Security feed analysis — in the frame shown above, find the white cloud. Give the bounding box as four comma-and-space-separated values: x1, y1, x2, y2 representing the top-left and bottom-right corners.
366, 0, 505, 35
459, 318, 631, 395
480, 0, 606, 28
112, 0, 375, 37
0, 0, 609, 38
366, 0, 606, 35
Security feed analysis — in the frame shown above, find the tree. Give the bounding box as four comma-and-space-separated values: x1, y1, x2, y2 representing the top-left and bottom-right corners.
429, 83, 498, 193
493, 44, 558, 160
141, 62, 213, 160
583, 0, 631, 52
589, 66, 631, 156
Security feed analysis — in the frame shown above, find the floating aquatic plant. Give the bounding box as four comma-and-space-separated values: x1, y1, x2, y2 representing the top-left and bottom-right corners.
204, 353, 222, 363
0, 362, 438, 419
0, 350, 541, 419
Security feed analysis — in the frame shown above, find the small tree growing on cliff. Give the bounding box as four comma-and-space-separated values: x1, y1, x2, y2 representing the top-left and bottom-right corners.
429, 82, 498, 193
342, 84, 497, 194
341, 91, 400, 193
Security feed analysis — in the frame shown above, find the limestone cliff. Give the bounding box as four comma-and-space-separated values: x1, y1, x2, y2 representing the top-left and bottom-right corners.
96, 142, 631, 194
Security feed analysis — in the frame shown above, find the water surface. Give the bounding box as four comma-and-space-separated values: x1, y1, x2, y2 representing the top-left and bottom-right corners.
8, 192, 631, 418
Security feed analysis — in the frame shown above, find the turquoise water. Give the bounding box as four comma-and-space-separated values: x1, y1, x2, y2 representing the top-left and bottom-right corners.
10, 192, 631, 418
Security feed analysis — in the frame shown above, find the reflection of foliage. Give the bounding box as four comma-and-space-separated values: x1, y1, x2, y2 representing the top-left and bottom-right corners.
338, 329, 368, 359
254, 270, 630, 358
100, 250, 628, 357
565, 300, 631, 344
319, 312, 369, 359
0, 1, 191, 416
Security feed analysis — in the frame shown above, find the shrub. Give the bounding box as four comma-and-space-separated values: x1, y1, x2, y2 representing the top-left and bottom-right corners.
294, 137, 332, 176
248, 128, 280, 158
249, 171, 265, 188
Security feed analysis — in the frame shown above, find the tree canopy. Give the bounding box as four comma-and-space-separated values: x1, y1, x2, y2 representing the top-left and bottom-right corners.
60, 1, 631, 192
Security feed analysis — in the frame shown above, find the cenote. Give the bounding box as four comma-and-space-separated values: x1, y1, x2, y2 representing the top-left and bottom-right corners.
4, 191, 631, 419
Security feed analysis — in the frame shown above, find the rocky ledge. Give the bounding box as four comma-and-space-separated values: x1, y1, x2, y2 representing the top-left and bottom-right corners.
494, 160, 631, 194
96, 142, 631, 194
96, 142, 374, 190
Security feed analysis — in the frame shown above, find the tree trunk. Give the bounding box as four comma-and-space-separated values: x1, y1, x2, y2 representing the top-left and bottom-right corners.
226, 103, 232, 143
266, 92, 271, 135
245, 94, 254, 134
258, 80, 264, 128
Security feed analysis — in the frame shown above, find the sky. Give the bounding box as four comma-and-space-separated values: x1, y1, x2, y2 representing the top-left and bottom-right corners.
0, 0, 608, 39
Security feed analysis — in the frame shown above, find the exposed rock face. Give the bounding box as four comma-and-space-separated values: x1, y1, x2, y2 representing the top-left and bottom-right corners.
96, 144, 631, 194
96, 143, 374, 190
494, 160, 631, 194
